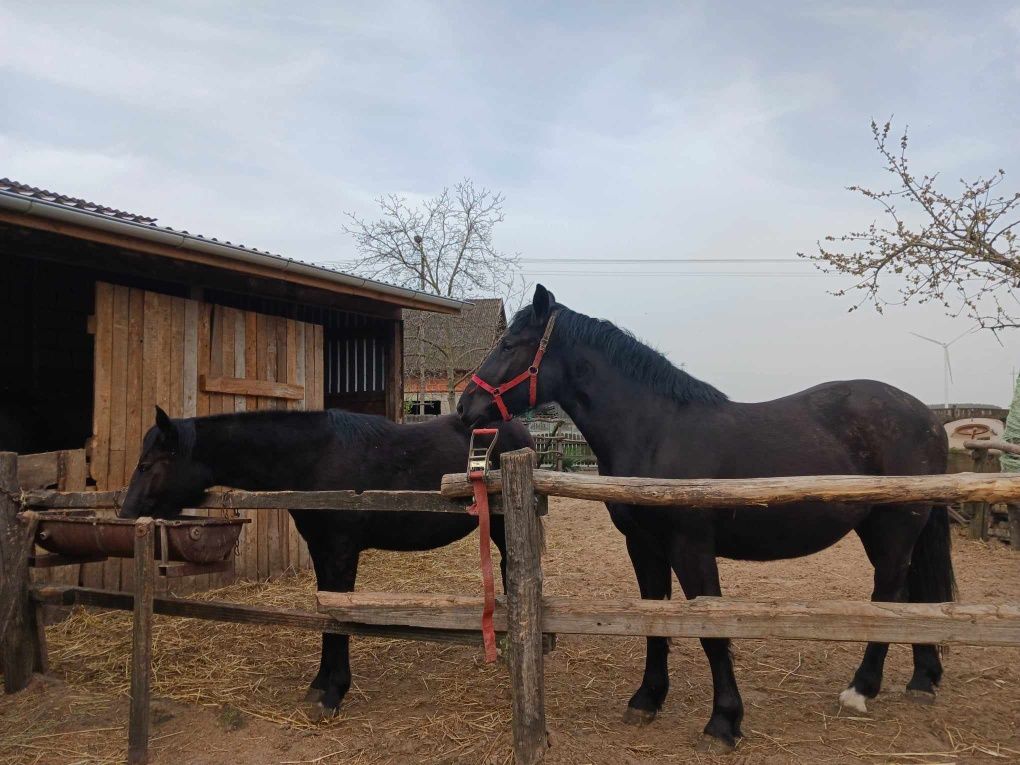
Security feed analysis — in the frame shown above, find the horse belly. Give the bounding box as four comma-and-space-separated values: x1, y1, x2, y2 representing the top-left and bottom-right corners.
712, 503, 868, 561
365, 512, 478, 552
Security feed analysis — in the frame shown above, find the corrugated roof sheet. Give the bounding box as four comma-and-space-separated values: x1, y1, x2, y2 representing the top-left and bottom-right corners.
0, 177, 466, 312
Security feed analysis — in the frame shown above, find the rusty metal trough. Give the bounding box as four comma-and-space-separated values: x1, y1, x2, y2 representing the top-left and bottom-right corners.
35, 513, 249, 563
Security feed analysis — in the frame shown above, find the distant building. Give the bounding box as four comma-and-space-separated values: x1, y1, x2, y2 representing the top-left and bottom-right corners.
403, 298, 506, 415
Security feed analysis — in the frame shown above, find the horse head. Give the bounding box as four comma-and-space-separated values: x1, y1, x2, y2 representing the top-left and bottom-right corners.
118, 406, 211, 519
458, 284, 565, 427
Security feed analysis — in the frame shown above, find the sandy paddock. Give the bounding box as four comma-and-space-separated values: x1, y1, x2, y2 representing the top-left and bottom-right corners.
1, 496, 1018, 764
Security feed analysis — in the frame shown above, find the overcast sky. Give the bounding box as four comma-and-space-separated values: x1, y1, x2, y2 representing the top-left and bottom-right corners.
3, 1, 1019, 406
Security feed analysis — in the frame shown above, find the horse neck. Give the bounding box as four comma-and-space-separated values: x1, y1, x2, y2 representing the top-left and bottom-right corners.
191, 415, 324, 490
554, 350, 701, 469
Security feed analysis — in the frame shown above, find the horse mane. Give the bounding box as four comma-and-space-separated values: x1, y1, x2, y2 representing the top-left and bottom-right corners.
514, 306, 728, 406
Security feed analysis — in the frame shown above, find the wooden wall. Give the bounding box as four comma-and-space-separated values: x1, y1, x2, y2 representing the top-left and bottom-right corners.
89, 282, 324, 593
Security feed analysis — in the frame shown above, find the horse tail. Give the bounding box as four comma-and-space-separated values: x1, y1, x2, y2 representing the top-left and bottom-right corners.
907, 505, 957, 604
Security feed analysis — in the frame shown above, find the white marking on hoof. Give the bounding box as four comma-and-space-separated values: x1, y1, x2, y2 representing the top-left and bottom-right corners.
839, 687, 868, 714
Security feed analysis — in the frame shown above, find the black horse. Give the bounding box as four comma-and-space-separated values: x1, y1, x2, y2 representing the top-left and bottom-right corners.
118, 406, 532, 716
458, 285, 955, 749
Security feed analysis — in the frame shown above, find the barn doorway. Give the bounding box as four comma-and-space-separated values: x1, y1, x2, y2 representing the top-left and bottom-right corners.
0, 255, 94, 454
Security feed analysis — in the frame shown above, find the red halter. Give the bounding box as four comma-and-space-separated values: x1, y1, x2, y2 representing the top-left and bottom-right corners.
470, 311, 559, 421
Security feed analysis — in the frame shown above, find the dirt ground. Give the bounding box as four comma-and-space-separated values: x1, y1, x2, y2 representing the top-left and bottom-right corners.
2, 496, 1018, 764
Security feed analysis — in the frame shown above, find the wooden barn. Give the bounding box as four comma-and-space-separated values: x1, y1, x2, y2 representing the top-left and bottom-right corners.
0, 179, 463, 592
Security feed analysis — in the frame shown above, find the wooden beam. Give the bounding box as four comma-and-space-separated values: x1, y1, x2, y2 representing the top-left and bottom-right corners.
22, 488, 496, 514
0, 210, 460, 314
128, 519, 154, 765
317, 591, 1020, 647
501, 448, 548, 765
200, 374, 304, 401
1, 452, 44, 694
440, 468, 1020, 507
965, 438, 1020, 456
30, 585, 482, 646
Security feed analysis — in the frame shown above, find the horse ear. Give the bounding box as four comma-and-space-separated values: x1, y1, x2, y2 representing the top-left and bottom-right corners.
532, 284, 554, 323
155, 406, 175, 437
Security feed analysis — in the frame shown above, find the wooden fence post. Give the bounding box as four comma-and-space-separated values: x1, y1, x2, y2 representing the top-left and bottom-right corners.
1008, 504, 1020, 552
501, 448, 548, 765
128, 518, 155, 765
1, 451, 43, 693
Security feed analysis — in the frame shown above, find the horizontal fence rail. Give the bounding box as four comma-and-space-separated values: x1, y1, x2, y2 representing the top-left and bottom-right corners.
21, 488, 500, 514
440, 469, 1020, 507
317, 591, 1020, 647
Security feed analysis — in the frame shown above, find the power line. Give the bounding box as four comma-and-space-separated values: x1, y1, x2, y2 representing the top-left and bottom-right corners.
523, 270, 840, 278
519, 257, 803, 264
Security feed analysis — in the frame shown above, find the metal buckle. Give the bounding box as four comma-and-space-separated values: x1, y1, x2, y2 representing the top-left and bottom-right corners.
467, 428, 499, 477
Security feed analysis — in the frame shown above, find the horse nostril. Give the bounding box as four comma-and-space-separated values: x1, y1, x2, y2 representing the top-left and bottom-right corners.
456, 402, 464, 416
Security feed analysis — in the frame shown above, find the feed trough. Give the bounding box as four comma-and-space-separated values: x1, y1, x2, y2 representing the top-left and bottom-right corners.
35, 513, 249, 563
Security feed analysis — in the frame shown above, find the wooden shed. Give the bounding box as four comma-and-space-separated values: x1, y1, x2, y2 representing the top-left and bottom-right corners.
0, 179, 464, 592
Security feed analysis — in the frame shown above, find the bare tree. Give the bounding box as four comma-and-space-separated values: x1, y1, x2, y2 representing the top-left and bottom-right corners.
801, 120, 1020, 332
342, 180, 522, 413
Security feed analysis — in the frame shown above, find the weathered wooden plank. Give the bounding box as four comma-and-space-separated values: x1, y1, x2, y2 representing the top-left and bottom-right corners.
502, 448, 548, 765
126, 288, 145, 469
17, 451, 63, 490
312, 324, 324, 409
91, 282, 114, 493
197, 302, 212, 418
1, 452, 42, 693
285, 319, 298, 411
128, 518, 155, 765
303, 322, 314, 412
208, 305, 224, 416
30, 585, 482, 645
154, 292, 172, 417
387, 320, 403, 422
22, 487, 502, 514
182, 299, 199, 418
232, 308, 246, 413
265, 314, 278, 411
169, 297, 186, 418
1008, 505, 1020, 551
140, 290, 160, 441
198, 375, 304, 401
441, 469, 1020, 507
108, 284, 131, 490
317, 592, 1020, 647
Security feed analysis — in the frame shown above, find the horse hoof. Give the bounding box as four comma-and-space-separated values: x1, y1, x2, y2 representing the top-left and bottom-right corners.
302, 687, 325, 704
696, 734, 736, 754
303, 702, 340, 723
622, 706, 657, 726
905, 689, 936, 705
838, 687, 869, 714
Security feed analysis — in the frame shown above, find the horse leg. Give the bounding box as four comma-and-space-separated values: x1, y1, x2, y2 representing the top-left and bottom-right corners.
302, 530, 360, 718
491, 515, 509, 592
622, 533, 672, 725
290, 513, 331, 704
905, 505, 952, 700
669, 534, 743, 750
842, 509, 919, 713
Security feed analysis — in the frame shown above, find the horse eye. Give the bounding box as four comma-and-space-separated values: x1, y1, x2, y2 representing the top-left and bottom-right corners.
137, 464, 150, 473
501, 341, 514, 352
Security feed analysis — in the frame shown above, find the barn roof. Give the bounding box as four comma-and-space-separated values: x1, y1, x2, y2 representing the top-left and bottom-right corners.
404, 298, 507, 374
0, 178, 465, 314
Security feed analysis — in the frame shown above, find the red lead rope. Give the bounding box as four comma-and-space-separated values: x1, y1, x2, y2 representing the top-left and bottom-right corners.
468, 469, 498, 663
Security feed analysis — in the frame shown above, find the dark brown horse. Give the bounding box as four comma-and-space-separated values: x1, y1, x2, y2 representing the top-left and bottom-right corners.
458, 285, 955, 749
118, 406, 533, 716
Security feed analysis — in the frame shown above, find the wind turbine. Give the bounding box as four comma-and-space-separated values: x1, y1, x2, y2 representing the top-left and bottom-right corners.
909, 328, 977, 409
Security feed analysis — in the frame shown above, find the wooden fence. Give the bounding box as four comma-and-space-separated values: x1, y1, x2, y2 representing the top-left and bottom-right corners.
3, 450, 1020, 764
